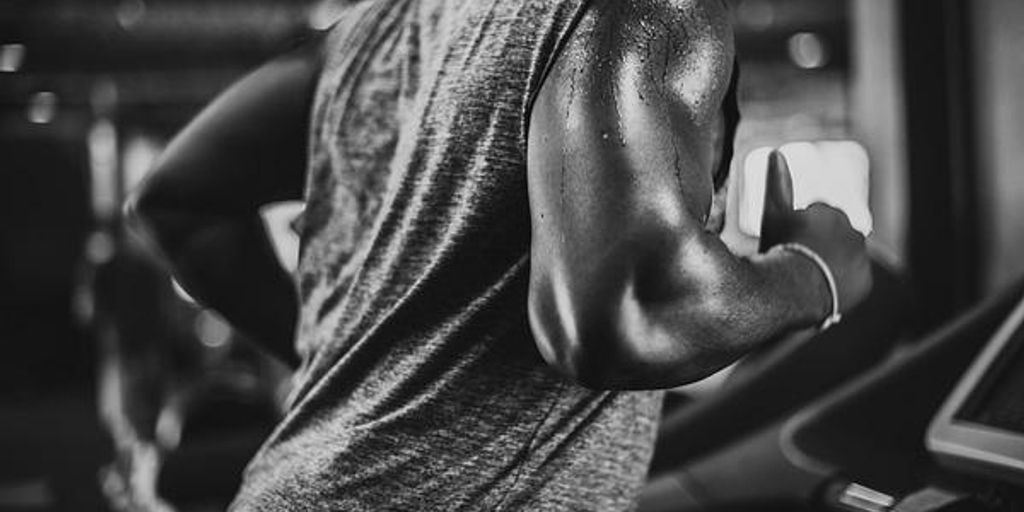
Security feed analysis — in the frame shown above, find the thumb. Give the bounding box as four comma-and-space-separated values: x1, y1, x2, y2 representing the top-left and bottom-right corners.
763, 149, 794, 217
760, 149, 794, 250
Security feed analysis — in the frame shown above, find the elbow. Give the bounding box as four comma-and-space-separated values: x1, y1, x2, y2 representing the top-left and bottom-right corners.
122, 180, 171, 242
121, 177, 192, 255
122, 187, 147, 230
528, 305, 620, 390
123, 158, 167, 221
528, 276, 733, 390
122, 185, 153, 237
527, 274, 620, 389
528, 324, 630, 390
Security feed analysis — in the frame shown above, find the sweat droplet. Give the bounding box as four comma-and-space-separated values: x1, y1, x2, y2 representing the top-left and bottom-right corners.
601, 132, 609, 140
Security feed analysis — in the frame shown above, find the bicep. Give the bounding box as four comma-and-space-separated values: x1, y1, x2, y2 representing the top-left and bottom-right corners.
527, 0, 734, 299
131, 35, 325, 216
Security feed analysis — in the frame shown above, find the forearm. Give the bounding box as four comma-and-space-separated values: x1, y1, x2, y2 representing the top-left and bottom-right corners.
624, 239, 829, 387
530, 231, 830, 390
128, 208, 300, 367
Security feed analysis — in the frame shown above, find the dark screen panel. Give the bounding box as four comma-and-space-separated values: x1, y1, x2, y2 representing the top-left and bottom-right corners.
957, 324, 1024, 433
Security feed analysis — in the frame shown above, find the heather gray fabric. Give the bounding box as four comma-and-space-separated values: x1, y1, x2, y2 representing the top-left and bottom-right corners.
230, 0, 663, 509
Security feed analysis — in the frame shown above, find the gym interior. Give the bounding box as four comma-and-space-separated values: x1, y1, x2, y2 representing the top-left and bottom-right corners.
2, 0, 1024, 510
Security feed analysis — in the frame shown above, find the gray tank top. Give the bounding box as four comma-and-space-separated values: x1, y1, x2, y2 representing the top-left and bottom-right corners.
231, 0, 662, 509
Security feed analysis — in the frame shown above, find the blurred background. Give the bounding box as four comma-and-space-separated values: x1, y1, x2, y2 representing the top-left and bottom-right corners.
1, 0, 1023, 510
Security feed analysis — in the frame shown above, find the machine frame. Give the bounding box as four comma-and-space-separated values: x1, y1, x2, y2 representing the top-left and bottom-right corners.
928, 294, 1024, 487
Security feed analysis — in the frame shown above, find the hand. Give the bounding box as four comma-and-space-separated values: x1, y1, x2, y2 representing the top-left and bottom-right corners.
759, 150, 872, 314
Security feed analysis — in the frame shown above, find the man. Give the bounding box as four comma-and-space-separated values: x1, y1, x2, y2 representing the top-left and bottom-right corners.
126, 0, 871, 509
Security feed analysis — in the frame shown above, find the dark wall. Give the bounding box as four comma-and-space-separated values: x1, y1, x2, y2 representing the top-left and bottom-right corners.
0, 133, 93, 396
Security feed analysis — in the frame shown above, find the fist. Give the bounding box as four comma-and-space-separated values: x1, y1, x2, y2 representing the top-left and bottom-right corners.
759, 150, 872, 314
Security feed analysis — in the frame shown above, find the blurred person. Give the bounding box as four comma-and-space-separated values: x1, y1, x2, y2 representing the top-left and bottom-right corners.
84, 233, 194, 512
85, 230, 288, 511
126, 0, 871, 509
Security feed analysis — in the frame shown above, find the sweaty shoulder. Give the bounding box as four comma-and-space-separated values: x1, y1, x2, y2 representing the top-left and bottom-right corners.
528, 0, 735, 230
547, 0, 734, 126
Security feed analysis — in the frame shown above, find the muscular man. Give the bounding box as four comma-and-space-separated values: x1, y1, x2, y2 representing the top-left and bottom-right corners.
126, 0, 870, 509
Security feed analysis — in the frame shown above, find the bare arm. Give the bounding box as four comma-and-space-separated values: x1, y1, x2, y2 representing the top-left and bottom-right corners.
526, 0, 869, 389
124, 37, 325, 368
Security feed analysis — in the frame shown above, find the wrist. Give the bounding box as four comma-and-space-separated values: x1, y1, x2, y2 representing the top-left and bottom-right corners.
773, 243, 842, 331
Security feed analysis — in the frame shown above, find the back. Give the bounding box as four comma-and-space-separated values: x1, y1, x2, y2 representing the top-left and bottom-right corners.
230, 0, 663, 509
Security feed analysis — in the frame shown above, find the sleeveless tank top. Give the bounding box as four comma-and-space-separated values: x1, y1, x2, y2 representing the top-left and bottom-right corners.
231, 1, 663, 509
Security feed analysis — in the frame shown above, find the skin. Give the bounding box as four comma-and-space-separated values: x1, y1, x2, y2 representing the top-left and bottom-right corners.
127, 0, 870, 387
526, 0, 870, 389
124, 38, 325, 368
